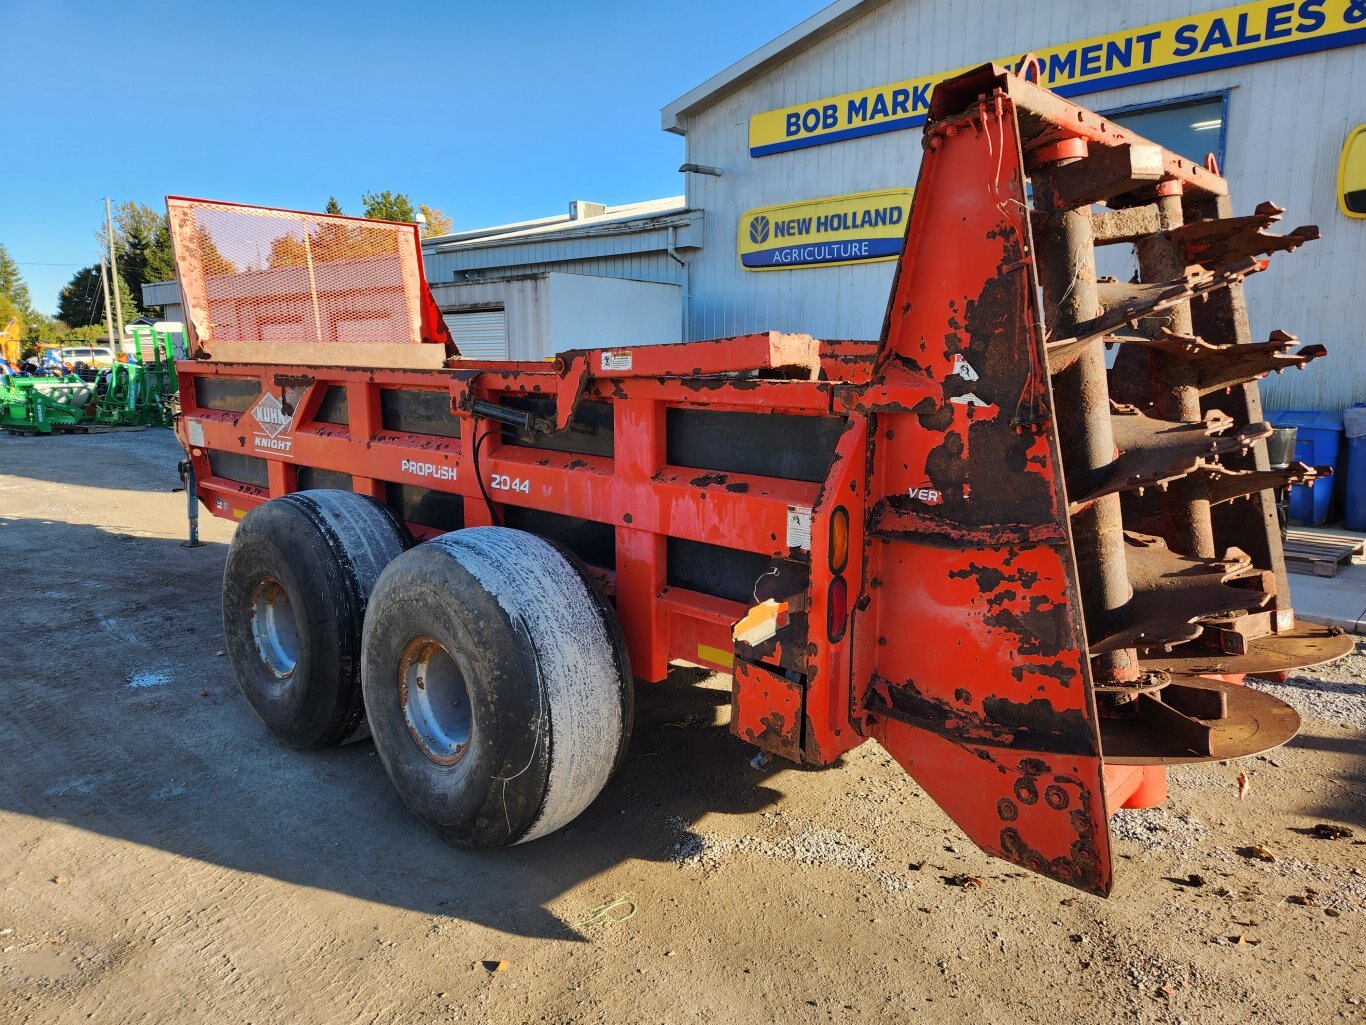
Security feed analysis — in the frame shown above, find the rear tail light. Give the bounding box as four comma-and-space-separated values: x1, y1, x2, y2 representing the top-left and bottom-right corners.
827, 576, 848, 643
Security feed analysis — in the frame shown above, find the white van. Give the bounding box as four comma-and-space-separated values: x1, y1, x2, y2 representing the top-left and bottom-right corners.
54, 345, 114, 365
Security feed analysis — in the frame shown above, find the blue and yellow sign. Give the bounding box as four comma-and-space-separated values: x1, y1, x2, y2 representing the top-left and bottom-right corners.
738, 189, 914, 271
751, 0, 1366, 156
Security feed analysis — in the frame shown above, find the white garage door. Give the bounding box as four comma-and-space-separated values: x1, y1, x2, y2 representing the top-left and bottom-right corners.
443, 308, 509, 360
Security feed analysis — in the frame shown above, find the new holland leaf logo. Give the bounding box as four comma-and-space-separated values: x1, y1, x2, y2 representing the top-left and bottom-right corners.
252, 393, 293, 439
749, 215, 771, 245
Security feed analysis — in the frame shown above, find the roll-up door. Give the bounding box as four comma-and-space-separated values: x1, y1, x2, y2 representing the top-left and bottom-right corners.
443, 308, 509, 360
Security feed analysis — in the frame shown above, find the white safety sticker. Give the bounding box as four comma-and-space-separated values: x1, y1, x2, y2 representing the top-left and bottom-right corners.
786, 506, 813, 550
600, 350, 633, 372
186, 419, 205, 447
952, 354, 979, 381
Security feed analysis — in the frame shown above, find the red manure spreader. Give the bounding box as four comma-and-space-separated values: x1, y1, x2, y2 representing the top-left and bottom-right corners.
170, 63, 1349, 895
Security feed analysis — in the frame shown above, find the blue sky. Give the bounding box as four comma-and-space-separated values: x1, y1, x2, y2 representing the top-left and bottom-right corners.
1, 0, 827, 315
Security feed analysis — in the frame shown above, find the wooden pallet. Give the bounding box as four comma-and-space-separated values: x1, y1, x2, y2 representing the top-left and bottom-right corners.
1284, 529, 1366, 578
51, 424, 149, 435
4, 423, 151, 437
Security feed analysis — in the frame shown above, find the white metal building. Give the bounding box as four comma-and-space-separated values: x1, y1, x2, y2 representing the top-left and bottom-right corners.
662, 0, 1365, 412
421, 197, 700, 360
141, 280, 184, 324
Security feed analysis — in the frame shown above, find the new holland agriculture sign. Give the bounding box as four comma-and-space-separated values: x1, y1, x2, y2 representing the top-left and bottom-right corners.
750, 0, 1366, 156
738, 190, 915, 271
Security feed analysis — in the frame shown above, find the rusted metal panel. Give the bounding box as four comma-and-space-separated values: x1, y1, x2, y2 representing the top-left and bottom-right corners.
732, 659, 804, 762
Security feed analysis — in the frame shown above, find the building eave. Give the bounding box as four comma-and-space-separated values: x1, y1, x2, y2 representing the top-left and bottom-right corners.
659, 0, 889, 135
425, 210, 699, 255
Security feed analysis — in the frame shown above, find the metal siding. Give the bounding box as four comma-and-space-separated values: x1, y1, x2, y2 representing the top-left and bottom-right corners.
680, 0, 1365, 411
425, 251, 686, 290
422, 215, 701, 276
432, 272, 682, 360
433, 278, 542, 360
545, 273, 682, 350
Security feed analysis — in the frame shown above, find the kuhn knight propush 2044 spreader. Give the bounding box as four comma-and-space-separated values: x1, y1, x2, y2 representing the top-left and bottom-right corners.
171, 63, 1349, 895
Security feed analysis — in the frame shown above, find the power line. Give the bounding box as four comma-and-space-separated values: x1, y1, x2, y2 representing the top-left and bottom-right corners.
87, 269, 105, 327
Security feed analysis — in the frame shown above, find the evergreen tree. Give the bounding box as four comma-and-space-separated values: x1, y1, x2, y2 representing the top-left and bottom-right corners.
0, 244, 33, 315
112, 202, 177, 313
56, 265, 138, 329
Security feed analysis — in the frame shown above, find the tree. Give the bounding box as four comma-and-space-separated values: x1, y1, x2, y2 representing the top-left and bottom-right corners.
56, 264, 138, 330
418, 204, 452, 238
324, 196, 343, 215
112, 202, 177, 313
18, 311, 61, 360
362, 190, 415, 224
267, 232, 308, 269
196, 229, 237, 277
0, 244, 33, 316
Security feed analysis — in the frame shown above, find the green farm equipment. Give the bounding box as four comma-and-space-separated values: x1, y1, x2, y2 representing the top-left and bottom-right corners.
0, 375, 94, 434
0, 323, 180, 435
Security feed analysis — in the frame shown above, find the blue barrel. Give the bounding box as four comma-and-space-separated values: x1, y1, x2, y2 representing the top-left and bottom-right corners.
1345, 404, 1366, 532
1264, 410, 1345, 526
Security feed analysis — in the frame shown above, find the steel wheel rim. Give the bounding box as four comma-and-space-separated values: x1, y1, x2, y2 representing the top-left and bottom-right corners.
398, 638, 473, 764
250, 577, 300, 680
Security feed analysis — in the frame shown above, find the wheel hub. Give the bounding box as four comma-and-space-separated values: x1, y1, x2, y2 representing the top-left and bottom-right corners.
250, 577, 299, 680
398, 638, 473, 764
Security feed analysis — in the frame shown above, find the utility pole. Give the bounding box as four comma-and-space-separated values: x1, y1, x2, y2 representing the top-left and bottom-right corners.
105, 197, 124, 351
99, 256, 116, 350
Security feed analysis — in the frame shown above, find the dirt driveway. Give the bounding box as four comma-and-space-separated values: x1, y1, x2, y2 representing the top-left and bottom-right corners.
1, 430, 1362, 1025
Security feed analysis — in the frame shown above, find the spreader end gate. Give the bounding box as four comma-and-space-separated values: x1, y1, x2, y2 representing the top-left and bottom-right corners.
845, 61, 1345, 893
174, 62, 1350, 896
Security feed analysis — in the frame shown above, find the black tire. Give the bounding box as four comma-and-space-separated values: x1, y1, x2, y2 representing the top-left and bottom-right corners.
222, 490, 410, 749
361, 527, 633, 848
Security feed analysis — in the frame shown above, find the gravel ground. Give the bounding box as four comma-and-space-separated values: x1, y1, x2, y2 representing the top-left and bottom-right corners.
1, 429, 1363, 1025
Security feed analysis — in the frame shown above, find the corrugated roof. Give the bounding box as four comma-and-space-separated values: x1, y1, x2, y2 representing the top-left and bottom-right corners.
424, 197, 689, 252
660, 0, 889, 134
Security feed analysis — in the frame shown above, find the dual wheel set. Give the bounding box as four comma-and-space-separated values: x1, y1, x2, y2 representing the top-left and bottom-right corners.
222, 491, 634, 847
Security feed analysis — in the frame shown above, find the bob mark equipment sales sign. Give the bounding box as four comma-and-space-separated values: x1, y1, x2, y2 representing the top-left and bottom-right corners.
750, 0, 1366, 156
738, 189, 914, 271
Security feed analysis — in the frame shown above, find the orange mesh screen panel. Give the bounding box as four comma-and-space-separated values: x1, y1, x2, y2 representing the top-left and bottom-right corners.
166, 197, 425, 352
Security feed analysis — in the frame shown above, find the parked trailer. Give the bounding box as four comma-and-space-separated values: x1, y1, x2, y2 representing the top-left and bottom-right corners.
171, 63, 1349, 896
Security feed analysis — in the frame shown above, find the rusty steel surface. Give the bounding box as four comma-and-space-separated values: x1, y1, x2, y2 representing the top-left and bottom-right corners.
1086, 534, 1269, 655
174, 63, 1344, 897
1098, 677, 1302, 766
1139, 624, 1357, 680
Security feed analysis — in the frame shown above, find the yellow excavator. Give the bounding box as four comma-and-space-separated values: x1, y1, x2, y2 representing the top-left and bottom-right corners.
0, 311, 22, 367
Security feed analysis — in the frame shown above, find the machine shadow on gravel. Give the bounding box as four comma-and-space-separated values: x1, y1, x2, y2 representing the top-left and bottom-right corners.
0, 517, 785, 941
0, 432, 186, 493
1282, 730, 1366, 832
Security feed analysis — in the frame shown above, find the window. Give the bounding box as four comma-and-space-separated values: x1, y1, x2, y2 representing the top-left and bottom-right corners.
1102, 93, 1228, 169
